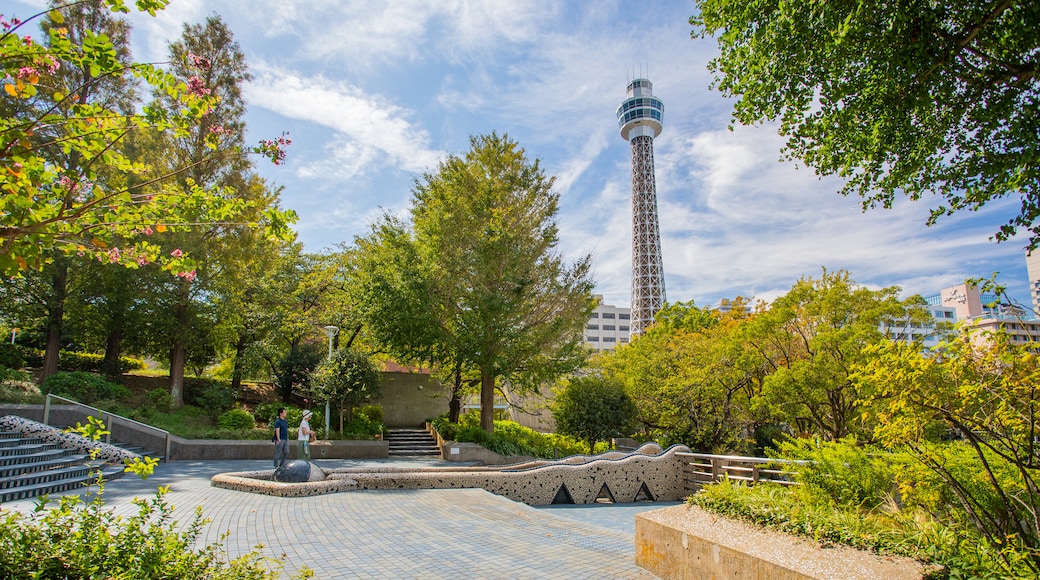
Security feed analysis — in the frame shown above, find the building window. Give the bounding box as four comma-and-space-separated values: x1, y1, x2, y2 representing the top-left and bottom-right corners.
619, 325, 629, 332
590, 313, 598, 318
586, 324, 598, 330
603, 325, 615, 331
619, 313, 630, 320
603, 337, 616, 342
586, 336, 599, 342
620, 338, 629, 343
603, 313, 616, 319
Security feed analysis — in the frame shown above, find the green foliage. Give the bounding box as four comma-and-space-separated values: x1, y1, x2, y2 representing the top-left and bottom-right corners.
438, 412, 590, 458
309, 347, 381, 420
146, 388, 173, 412
343, 413, 383, 438
217, 408, 256, 430
354, 404, 383, 424
57, 351, 146, 373
0, 372, 40, 404
351, 132, 595, 433
275, 343, 324, 402
855, 323, 1040, 573
0, 485, 308, 579
774, 437, 897, 510
0, 342, 25, 369
254, 401, 283, 423
551, 375, 637, 451
193, 381, 237, 419
691, 1, 1040, 249
41, 371, 131, 404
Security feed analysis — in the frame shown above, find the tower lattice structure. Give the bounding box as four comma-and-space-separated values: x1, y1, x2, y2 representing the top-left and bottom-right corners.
617, 78, 665, 335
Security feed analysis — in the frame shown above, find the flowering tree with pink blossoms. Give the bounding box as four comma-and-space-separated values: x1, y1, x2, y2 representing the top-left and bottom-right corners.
0, 0, 296, 279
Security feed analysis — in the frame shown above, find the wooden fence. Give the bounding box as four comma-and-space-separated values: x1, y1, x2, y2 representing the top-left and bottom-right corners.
677, 452, 803, 492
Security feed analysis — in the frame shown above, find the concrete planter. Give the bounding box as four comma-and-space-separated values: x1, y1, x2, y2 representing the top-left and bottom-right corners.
635, 504, 928, 579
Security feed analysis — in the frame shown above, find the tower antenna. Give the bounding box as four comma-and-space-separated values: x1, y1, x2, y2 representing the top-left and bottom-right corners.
616, 75, 666, 334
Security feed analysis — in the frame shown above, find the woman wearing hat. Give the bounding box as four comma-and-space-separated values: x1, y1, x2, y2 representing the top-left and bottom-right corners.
297, 410, 315, 462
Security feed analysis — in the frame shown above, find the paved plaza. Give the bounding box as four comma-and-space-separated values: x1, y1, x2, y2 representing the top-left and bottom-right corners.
2, 458, 672, 579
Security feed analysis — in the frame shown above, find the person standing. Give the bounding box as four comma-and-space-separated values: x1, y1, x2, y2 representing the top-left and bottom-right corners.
297, 409, 314, 462
272, 407, 289, 468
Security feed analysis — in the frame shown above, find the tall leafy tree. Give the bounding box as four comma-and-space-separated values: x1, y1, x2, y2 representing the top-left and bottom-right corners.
353, 133, 595, 432
751, 269, 929, 440
691, 1, 1040, 248
551, 375, 636, 453
145, 16, 295, 406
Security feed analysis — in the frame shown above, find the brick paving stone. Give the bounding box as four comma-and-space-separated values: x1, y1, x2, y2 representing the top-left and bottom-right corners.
1, 459, 660, 579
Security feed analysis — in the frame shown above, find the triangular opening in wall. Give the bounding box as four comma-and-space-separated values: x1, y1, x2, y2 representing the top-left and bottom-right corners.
595, 483, 616, 504
633, 482, 655, 502
551, 484, 574, 505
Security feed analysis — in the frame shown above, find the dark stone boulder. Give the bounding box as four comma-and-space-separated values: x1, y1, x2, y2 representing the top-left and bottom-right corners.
273, 460, 325, 483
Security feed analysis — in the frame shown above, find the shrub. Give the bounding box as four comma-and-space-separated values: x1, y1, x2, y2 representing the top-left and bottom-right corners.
0, 342, 25, 369
195, 381, 236, 420
218, 409, 257, 430
147, 388, 173, 412
254, 402, 283, 424
343, 413, 382, 438
354, 404, 383, 424
41, 371, 131, 404
774, 437, 896, 509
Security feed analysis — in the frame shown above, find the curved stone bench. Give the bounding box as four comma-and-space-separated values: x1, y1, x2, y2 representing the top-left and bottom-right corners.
212, 443, 690, 505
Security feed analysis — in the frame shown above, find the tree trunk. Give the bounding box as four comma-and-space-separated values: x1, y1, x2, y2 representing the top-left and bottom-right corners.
448, 365, 462, 423
480, 369, 495, 433
101, 283, 128, 378
168, 280, 190, 407
231, 334, 247, 392
41, 257, 69, 381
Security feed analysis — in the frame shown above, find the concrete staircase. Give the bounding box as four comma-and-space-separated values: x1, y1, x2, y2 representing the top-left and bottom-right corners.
385, 428, 441, 457
0, 430, 124, 504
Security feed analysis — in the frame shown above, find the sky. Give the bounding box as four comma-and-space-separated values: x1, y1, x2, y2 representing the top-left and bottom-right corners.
8, 0, 1035, 310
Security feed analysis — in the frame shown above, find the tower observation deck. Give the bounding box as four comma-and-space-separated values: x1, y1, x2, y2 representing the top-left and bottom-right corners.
617, 78, 665, 335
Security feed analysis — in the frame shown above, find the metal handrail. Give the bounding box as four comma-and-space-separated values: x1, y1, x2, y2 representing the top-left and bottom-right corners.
43, 393, 172, 461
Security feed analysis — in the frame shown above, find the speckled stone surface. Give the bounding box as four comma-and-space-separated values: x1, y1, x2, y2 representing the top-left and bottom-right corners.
273, 460, 325, 483
635, 504, 928, 579
212, 443, 691, 506
0, 415, 142, 463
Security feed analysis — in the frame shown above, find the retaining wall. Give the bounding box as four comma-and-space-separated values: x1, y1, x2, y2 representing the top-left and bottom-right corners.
635, 504, 927, 579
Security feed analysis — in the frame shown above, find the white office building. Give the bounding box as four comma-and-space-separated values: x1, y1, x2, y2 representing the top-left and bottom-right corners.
585, 295, 632, 351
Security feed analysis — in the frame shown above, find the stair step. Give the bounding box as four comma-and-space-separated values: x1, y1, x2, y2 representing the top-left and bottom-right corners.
0, 443, 58, 458
0, 454, 90, 478
0, 448, 76, 467
0, 464, 93, 490
0, 466, 125, 504
0, 437, 43, 449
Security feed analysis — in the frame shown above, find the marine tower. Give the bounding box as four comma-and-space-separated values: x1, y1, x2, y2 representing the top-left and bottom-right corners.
617, 78, 665, 335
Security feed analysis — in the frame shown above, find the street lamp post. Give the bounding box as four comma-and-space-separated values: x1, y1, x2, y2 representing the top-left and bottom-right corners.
322, 325, 339, 437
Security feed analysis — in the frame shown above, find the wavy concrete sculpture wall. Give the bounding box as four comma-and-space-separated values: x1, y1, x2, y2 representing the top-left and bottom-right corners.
211, 443, 693, 506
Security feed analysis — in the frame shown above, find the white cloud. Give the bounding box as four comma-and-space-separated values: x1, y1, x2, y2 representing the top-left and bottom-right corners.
246, 66, 445, 174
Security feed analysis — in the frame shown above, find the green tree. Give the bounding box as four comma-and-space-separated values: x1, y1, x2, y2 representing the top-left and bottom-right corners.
751, 269, 929, 440
0, 1, 294, 275
598, 300, 765, 450
309, 347, 381, 433
691, 1, 1040, 248
855, 328, 1040, 575
144, 16, 294, 406
551, 375, 636, 452
353, 133, 595, 433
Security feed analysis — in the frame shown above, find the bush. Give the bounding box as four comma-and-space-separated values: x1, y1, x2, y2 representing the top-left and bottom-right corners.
254, 402, 283, 424
217, 408, 256, 430
147, 388, 173, 412
41, 371, 131, 404
0, 342, 25, 369
774, 437, 896, 509
195, 381, 236, 420
56, 351, 146, 373
354, 404, 383, 424
0, 481, 309, 578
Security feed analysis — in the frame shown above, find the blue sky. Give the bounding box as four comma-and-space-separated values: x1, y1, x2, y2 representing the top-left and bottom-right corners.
9, 0, 1034, 309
